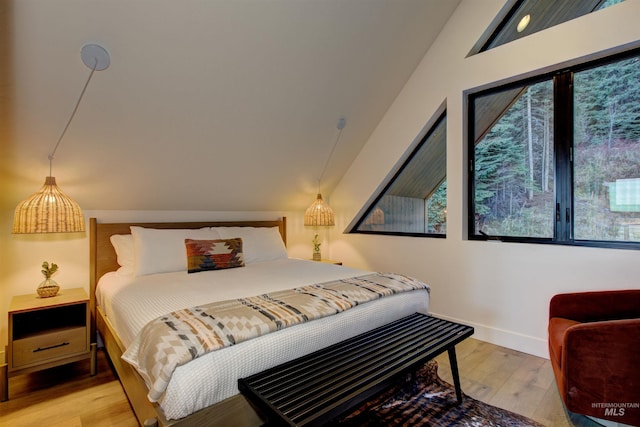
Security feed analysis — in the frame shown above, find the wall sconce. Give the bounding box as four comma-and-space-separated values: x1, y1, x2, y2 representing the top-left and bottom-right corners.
13, 44, 110, 233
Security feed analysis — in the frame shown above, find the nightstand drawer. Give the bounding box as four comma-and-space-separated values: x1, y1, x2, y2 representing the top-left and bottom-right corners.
12, 326, 88, 369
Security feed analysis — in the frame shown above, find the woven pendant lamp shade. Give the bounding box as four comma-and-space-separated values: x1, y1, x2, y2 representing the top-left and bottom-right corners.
13, 176, 85, 233
363, 207, 385, 225
304, 193, 335, 227
11, 45, 109, 234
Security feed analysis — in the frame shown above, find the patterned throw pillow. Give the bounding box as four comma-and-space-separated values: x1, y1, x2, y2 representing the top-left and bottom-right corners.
185, 238, 245, 273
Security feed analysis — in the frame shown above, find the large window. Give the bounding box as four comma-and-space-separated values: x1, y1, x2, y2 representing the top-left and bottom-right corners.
353, 111, 446, 237
469, 49, 640, 248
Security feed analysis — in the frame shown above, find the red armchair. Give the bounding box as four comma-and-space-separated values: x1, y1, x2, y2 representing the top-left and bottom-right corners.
548, 289, 640, 426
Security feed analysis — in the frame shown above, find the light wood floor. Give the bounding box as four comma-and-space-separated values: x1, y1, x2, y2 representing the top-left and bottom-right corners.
433, 338, 601, 427
0, 339, 601, 427
0, 350, 138, 427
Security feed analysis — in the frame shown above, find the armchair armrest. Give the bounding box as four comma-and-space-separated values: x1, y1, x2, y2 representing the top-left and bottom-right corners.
561, 318, 640, 421
549, 289, 640, 322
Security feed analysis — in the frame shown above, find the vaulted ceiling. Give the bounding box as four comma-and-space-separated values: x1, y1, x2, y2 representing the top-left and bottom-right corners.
1, 0, 461, 213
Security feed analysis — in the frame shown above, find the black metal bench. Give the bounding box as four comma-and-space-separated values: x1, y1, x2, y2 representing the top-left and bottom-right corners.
238, 313, 474, 426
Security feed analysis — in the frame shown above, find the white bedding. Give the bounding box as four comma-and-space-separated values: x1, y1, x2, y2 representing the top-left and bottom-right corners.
97, 258, 430, 420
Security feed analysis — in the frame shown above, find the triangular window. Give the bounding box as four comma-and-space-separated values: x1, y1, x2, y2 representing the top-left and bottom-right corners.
351, 110, 446, 237
469, 0, 625, 56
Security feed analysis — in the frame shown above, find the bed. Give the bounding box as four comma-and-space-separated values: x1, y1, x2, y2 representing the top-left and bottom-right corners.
89, 217, 430, 426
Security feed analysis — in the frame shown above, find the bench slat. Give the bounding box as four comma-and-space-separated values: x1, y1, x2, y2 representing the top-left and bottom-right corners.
248, 314, 435, 387
265, 318, 448, 404
276, 323, 460, 410
239, 313, 473, 426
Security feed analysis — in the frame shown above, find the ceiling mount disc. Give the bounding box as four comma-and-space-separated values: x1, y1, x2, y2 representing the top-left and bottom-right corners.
81, 44, 110, 71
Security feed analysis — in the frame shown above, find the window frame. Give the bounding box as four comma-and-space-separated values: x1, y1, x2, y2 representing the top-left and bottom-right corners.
468, 0, 622, 56
350, 110, 447, 238
467, 47, 640, 250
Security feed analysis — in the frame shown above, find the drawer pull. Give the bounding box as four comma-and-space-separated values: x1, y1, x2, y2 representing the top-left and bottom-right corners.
33, 342, 70, 352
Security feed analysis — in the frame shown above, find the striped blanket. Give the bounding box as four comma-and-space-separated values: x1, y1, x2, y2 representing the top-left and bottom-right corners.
122, 272, 430, 402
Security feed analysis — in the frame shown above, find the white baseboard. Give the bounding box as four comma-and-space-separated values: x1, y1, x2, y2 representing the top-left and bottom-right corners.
429, 312, 549, 359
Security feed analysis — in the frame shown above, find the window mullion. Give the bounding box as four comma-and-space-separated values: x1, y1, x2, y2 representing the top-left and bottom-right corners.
553, 71, 574, 242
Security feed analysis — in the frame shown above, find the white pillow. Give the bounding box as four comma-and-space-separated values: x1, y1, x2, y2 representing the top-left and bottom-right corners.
130, 226, 221, 276
214, 226, 288, 263
110, 234, 135, 277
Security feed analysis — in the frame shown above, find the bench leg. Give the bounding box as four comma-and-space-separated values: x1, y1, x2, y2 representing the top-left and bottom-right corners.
447, 347, 463, 404
0, 361, 7, 402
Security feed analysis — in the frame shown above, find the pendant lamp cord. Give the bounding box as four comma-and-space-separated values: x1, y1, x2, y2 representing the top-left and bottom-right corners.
317, 118, 346, 193
48, 59, 98, 177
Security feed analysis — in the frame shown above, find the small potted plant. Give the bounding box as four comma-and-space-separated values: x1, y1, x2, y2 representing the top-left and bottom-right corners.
312, 234, 322, 261
37, 261, 60, 298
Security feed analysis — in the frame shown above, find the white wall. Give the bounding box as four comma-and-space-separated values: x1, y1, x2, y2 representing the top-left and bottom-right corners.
329, 0, 640, 358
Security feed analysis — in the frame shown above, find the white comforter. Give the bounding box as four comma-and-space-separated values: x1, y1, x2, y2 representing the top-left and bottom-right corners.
97, 258, 430, 420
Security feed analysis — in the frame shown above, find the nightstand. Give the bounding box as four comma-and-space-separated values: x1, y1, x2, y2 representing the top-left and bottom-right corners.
312, 259, 343, 265
1, 287, 96, 401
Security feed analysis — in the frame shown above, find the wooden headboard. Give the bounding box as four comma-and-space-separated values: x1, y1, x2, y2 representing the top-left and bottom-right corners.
88, 217, 287, 339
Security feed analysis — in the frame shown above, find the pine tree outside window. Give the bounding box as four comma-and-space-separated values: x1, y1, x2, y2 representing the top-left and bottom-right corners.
468, 48, 640, 249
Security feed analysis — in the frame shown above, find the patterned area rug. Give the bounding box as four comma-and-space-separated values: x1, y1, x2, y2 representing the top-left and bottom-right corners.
336, 360, 544, 427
